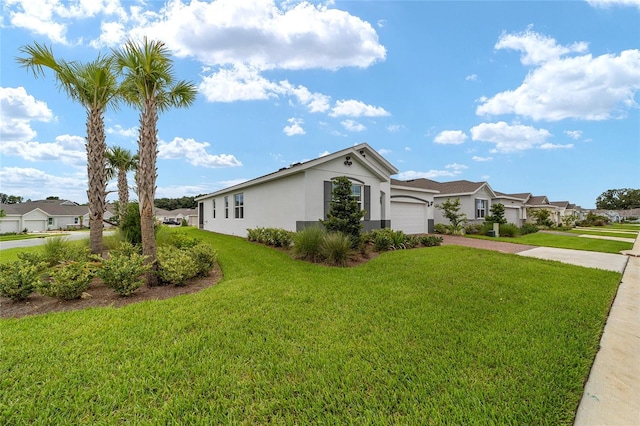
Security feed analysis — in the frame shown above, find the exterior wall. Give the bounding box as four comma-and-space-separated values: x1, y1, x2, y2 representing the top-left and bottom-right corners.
23, 209, 48, 232
493, 197, 526, 226
0, 217, 21, 233
389, 187, 435, 233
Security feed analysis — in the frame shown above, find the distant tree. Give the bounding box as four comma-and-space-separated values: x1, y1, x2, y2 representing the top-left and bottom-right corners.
46, 196, 60, 200
155, 197, 197, 210
0, 194, 23, 204
596, 188, 640, 210
321, 176, 365, 246
436, 198, 467, 235
485, 203, 507, 225
529, 209, 553, 227
106, 146, 138, 220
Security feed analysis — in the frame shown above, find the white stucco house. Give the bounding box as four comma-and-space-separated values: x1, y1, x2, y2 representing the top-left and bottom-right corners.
195, 143, 439, 237
493, 192, 530, 226
0, 200, 115, 233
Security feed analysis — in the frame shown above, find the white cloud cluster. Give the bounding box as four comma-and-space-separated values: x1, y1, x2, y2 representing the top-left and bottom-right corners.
283, 118, 305, 136
587, 0, 640, 9
330, 100, 390, 117
341, 119, 366, 132
158, 137, 242, 168
0, 167, 87, 201
469, 121, 575, 153
477, 29, 640, 121
396, 169, 463, 180
434, 130, 467, 145
0, 87, 54, 142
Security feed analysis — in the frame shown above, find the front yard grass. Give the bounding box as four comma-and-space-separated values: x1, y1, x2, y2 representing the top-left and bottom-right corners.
0, 228, 621, 424
0, 233, 66, 242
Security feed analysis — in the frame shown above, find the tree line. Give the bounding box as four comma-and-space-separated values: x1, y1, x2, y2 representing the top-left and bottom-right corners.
16, 38, 197, 286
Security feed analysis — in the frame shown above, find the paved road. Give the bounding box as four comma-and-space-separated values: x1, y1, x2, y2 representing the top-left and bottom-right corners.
0, 231, 116, 250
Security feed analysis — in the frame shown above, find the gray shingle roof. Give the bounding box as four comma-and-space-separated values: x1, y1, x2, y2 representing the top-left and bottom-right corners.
0, 200, 88, 216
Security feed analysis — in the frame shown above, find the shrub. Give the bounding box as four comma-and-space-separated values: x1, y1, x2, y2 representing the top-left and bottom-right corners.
190, 243, 218, 277
433, 223, 448, 234
95, 252, 150, 296
292, 226, 325, 262
321, 176, 365, 246
42, 237, 89, 266
464, 223, 489, 235
371, 229, 394, 251
156, 228, 200, 249
404, 235, 420, 249
157, 246, 198, 286
246, 227, 293, 248
319, 232, 352, 267
17, 251, 47, 267
419, 235, 443, 247
499, 223, 519, 237
520, 223, 539, 235
38, 261, 94, 300
109, 241, 142, 258
0, 261, 44, 301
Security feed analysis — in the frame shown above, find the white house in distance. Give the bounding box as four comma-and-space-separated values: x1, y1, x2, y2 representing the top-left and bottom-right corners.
196, 143, 439, 237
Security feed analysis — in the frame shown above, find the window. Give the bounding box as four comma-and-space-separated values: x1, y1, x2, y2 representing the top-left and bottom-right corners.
212, 199, 216, 218
351, 184, 363, 211
48, 217, 53, 226
224, 196, 229, 219
74, 217, 79, 224
476, 199, 488, 218
234, 193, 244, 219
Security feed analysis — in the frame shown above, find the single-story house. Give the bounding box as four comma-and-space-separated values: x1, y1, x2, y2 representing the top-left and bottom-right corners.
155, 208, 198, 226
492, 192, 530, 226
525, 195, 561, 225
196, 143, 442, 237
0, 200, 114, 233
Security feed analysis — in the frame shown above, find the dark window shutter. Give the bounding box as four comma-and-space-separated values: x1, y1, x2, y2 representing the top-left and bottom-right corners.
324, 181, 332, 218
364, 185, 371, 220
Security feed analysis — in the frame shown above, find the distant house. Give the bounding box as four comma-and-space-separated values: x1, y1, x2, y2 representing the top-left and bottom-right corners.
525, 195, 561, 225
0, 199, 114, 233
155, 207, 198, 226
492, 192, 530, 226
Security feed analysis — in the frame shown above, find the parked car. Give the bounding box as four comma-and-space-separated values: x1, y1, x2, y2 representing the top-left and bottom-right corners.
162, 218, 180, 225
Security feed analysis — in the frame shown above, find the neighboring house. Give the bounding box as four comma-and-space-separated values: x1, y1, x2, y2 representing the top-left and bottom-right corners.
525, 195, 561, 225
195, 143, 402, 237
0, 200, 114, 233
492, 192, 530, 226
155, 208, 198, 226
390, 178, 497, 227
389, 180, 439, 234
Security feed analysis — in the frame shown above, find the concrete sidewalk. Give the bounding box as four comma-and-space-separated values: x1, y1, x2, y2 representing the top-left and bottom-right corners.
574, 236, 640, 425
516, 247, 629, 273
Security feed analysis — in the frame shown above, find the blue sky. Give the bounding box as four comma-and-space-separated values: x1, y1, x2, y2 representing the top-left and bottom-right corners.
1, 0, 638, 209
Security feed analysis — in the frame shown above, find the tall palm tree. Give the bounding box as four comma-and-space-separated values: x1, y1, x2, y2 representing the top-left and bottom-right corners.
113, 38, 197, 286
106, 146, 138, 221
17, 43, 119, 255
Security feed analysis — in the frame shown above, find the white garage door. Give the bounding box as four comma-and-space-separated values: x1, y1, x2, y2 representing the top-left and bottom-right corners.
0, 219, 21, 234
391, 201, 427, 234
24, 220, 46, 233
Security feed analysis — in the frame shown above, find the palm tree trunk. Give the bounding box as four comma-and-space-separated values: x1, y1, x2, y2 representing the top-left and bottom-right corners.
86, 108, 106, 255
138, 99, 159, 286
117, 167, 129, 220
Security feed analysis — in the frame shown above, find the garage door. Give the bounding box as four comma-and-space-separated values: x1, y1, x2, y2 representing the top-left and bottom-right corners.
0, 219, 21, 234
390, 201, 427, 234
24, 220, 46, 233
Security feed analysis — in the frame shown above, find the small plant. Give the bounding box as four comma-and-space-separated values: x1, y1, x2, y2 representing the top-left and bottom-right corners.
246, 227, 293, 248
109, 241, 142, 257
42, 237, 89, 266
419, 235, 443, 247
520, 223, 539, 235
292, 226, 325, 261
436, 198, 468, 233
433, 223, 448, 234
38, 261, 94, 300
372, 229, 394, 251
190, 243, 218, 277
499, 223, 519, 237
157, 246, 199, 286
94, 252, 150, 296
319, 232, 352, 267
0, 261, 45, 301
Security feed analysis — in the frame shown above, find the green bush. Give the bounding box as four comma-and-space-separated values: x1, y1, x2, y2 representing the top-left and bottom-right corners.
41, 237, 89, 266
0, 261, 44, 301
433, 223, 448, 234
319, 232, 352, 267
17, 251, 47, 267
156, 228, 200, 249
95, 252, 150, 296
109, 241, 142, 257
38, 261, 94, 300
157, 246, 199, 286
246, 227, 293, 248
372, 229, 394, 251
464, 223, 489, 235
367, 229, 411, 251
499, 223, 520, 237
190, 243, 218, 278
520, 223, 539, 235
419, 235, 443, 247
292, 226, 325, 261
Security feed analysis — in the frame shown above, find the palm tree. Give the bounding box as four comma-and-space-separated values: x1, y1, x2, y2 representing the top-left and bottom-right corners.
113, 38, 197, 286
106, 146, 138, 221
17, 43, 119, 255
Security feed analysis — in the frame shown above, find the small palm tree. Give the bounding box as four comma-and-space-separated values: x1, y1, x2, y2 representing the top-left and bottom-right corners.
113, 38, 197, 286
17, 43, 119, 255
106, 146, 138, 221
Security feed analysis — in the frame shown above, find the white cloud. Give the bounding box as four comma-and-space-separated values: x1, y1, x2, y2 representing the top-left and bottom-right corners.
107, 124, 137, 138
155, 184, 214, 199
330, 100, 390, 117
396, 169, 462, 180
387, 124, 403, 132
434, 130, 468, 145
587, 0, 640, 9
478, 30, 640, 121
341, 119, 366, 132
158, 137, 242, 168
495, 26, 588, 65
0, 135, 86, 167
0, 87, 54, 142
445, 163, 468, 171
465, 74, 478, 81
0, 167, 87, 202
472, 156, 494, 162
564, 130, 583, 140
470, 121, 553, 153
125, 0, 386, 70
283, 117, 305, 136
540, 143, 574, 150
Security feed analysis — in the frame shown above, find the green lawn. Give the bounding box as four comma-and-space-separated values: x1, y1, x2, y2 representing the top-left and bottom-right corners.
470, 232, 632, 253
0, 228, 622, 424
0, 233, 65, 242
